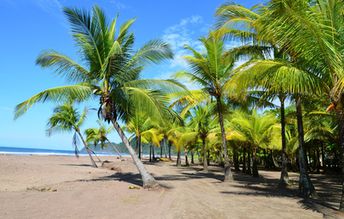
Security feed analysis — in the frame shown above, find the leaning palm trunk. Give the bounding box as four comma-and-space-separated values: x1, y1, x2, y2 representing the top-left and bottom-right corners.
75, 129, 97, 168
279, 95, 289, 186
106, 140, 122, 158
111, 119, 158, 189
202, 138, 208, 171
295, 96, 316, 198
216, 98, 233, 181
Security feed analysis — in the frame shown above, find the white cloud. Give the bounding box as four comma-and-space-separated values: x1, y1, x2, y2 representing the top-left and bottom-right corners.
162, 15, 206, 70
108, 0, 127, 10
33, 0, 62, 13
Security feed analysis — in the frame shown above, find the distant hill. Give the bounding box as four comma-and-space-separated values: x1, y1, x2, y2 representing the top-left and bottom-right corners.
80, 142, 177, 156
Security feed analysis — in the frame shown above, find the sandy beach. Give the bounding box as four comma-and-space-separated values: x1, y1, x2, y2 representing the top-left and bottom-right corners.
0, 155, 342, 219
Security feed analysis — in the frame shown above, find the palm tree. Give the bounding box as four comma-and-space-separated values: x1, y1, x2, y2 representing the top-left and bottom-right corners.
46, 102, 98, 167
188, 104, 217, 171
175, 30, 240, 181
85, 120, 122, 157
14, 6, 185, 189
124, 111, 164, 161
216, 2, 324, 192
243, 0, 343, 200
229, 110, 280, 177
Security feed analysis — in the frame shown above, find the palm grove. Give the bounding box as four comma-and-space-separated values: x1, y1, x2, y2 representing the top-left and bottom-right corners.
14, 0, 344, 211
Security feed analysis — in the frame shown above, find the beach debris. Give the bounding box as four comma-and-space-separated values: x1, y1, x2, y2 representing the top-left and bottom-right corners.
128, 185, 140, 190
101, 160, 122, 172
27, 186, 57, 192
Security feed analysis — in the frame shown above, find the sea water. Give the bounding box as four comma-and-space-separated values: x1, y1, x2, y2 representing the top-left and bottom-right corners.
0, 146, 121, 156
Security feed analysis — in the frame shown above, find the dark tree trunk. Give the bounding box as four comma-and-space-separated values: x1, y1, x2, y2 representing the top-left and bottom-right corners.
247, 145, 251, 175
160, 142, 163, 158
202, 138, 208, 171
216, 97, 233, 181
295, 96, 316, 197
191, 150, 194, 164
207, 151, 210, 166
337, 113, 344, 211
176, 148, 181, 167
152, 145, 155, 160
279, 95, 289, 185
184, 149, 189, 166
76, 129, 97, 168
111, 120, 158, 189
316, 147, 320, 174
164, 137, 168, 158
243, 147, 246, 173
321, 142, 326, 172
149, 145, 152, 162
137, 135, 142, 160
168, 142, 172, 160
252, 146, 259, 177
233, 147, 240, 171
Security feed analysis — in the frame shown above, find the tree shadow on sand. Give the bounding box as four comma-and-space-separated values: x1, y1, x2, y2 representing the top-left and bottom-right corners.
220, 171, 343, 218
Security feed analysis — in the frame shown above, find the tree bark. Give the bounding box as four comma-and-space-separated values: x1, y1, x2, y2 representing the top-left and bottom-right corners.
176, 148, 181, 167
76, 129, 97, 168
160, 143, 163, 158
191, 150, 194, 164
316, 147, 320, 174
184, 148, 189, 166
149, 145, 152, 162
252, 146, 259, 177
295, 96, 316, 197
337, 113, 344, 211
216, 97, 233, 181
164, 137, 168, 158
202, 138, 208, 171
247, 145, 251, 175
111, 120, 158, 189
243, 147, 246, 173
233, 146, 240, 171
321, 142, 326, 172
137, 135, 142, 160
106, 140, 122, 158
152, 145, 155, 160
279, 95, 289, 185
168, 141, 172, 160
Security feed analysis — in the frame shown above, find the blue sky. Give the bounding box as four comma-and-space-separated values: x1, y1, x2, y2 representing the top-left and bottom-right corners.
0, 0, 261, 150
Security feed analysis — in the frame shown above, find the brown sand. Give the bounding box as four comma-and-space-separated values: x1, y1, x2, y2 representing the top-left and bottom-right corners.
0, 155, 342, 219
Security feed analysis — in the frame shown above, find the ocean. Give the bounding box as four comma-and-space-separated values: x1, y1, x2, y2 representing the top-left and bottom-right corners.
0, 146, 120, 156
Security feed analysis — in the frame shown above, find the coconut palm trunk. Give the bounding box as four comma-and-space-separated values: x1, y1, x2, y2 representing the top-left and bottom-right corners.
233, 147, 240, 171
243, 147, 246, 173
184, 148, 189, 166
295, 95, 316, 197
279, 95, 289, 185
168, 141, 172, 160
338, 113, 344, 210
252, 146, 259, 177
247, 146, 251, 175
112, 119, 158, 189
202, 138, 208, 171
176, 148, 181, 167
75, 129, 98, 168
137, 135, 142, 160
216, 97, 233, 181
107, 140, 122, 158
